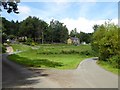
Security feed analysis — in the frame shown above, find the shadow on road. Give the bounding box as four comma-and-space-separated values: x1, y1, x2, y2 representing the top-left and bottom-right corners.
2, 54, 49, 88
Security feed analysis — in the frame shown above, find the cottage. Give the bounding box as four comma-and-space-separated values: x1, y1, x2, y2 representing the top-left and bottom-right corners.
67, 37, 80, 46
67, 38, 72, 44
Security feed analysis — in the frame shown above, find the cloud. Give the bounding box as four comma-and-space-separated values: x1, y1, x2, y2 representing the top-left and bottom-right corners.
18, 5, 31, 14
22, 2, 71, 21
60, 17, 117, 33
14, 5, 31, 21
21, 0, 119, 2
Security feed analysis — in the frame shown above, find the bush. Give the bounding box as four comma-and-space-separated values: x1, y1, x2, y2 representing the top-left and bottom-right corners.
25, 38, 35, 46
108, 55, 120, 69
92, 23, 118, 62
31, 42, 35, 46
8, 35, 15, 40
60, 50, 79, 54
80, 50, 96, 56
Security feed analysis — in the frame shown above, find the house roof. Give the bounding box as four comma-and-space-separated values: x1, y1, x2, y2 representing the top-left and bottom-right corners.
70, 37, 79, 41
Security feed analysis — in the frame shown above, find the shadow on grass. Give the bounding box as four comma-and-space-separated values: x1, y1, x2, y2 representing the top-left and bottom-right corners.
8, 54, 64, 68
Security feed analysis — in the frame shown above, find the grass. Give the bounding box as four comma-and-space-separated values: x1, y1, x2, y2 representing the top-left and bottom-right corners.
11, 44, 32, 52
97, 60, 119, 75
8, 44, 93, 69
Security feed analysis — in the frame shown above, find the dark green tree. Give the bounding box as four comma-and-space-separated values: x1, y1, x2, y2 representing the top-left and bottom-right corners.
70, 28, 78, 37
49, 20, 68, 43
79, 31, 92, 44
19, 16, 48, 43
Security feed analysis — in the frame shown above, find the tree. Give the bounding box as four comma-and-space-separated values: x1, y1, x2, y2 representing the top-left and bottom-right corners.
79, 31, 92, 44
70, 28, 78, 37
0, 0, 20, 14
2, 17, 69, 44
49, 20, 68, 43
93, 24, 99, 32
2, 17, 20, 38
92, 22, 119, 68
19, 16, 48, 43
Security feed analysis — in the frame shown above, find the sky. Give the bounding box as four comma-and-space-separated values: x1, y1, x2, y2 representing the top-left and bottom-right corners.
1, 0, 119, 33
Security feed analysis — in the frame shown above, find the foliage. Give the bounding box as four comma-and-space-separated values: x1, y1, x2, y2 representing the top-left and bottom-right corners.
24, 38, 33, 45
92, 22, 119, 69
108, 55, 120, 69
0, 0, 20, 14
8, 34, 15, 40
2, 17, 20, 41
2, 33, 7, 43
93, 24, 100, 32
70, 28, 79, 37
69, 29, 92, 44
2, 44, 6, 53
11, 17, 68, 44
79, 31, 92, 44
2, 16, 93, 45
48, 20, 69, 43
0, 44, 6, 53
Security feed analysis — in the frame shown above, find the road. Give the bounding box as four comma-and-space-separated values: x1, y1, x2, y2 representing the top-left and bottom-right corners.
2, 47, 118, 88
44, 58, 118, 88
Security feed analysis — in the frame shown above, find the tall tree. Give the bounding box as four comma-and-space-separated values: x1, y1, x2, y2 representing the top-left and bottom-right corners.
70, 28, 78, 37
19, 16, 48, 43
49, 20, 69, 43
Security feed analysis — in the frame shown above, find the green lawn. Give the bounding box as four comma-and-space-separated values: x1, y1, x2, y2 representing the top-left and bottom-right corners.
8, 44, 93, 69
11, 44, 32, 52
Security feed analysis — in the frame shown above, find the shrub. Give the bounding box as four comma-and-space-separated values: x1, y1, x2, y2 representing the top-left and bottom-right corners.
60, 50, 79, 54
79, 49, 96, 56
92, 23, 118, 62
108, 55, 120, 69
25, 38, 35, 46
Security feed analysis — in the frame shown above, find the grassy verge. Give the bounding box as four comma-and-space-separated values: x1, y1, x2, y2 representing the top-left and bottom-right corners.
97, 60, 119, 75
11, 44, 32, 52
8, 44, 94, 69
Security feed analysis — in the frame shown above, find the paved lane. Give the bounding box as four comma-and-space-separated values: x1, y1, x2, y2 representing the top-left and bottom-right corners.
2, 53, 61, 88
43, 58, 118, 88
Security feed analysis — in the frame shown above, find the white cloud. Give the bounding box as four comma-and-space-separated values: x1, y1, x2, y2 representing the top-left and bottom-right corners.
14, 5, 31, 21
18, 5, 31, 14
60, 17, 118, 33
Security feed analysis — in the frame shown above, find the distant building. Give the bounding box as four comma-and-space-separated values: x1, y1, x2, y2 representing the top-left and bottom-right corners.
67, 38, 72, 44
67, 37, 80, 46
81, 42, 86, 45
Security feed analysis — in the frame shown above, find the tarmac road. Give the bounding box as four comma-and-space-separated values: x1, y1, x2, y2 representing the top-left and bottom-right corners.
44, 58, 118, 88
2, 53, 61, 88
2, 46, 118, 88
